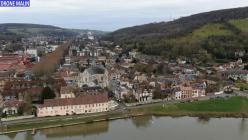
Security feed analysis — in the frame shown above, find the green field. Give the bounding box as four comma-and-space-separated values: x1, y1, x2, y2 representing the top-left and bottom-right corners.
191, 23, 232, 39
169, 23, 233, 44
229, 18, 248, 32
131, 97, 248, 115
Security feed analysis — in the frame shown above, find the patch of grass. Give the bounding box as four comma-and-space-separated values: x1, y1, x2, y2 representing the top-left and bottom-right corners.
167, 23, 233, 52
191, 23, 232, 38
2, 113, 127, 132
229, 18, 248, 33
235, 81, 248, 90
131, 97, 248, 114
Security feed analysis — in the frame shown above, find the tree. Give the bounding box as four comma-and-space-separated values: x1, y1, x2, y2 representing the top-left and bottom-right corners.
17, 105, 24, 115
41, 87, 56, 103
32, 41, 71, 76
153, 89, 161, 99
244, 64, 248, 70
1, 112, 7, 118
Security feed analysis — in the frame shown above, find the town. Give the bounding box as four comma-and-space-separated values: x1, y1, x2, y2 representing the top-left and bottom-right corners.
0, 30, 247, 121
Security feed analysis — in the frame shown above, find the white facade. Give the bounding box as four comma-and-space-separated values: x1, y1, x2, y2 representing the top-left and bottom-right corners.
174, 91, 182, 100
134, 89, 153, 102
38, 102, 109, 117
27, 48, 38, 57
2, 107, 18, 115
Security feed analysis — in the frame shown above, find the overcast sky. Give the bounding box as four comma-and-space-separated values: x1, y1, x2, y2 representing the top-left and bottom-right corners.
0, 0, 248, 31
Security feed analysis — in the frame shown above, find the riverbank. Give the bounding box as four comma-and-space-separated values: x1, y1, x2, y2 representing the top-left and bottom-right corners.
1, 96, 248, 134
0, 112, 140, 134
130, 96, 248, 118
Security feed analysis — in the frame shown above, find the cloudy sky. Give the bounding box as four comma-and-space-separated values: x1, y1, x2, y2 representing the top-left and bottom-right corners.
0, 0, 248, 31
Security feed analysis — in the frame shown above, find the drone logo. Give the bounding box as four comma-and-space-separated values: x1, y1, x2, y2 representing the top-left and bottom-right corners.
0, 0, 30, 7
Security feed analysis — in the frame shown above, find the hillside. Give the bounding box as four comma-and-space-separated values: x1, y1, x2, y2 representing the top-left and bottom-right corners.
106, 7, 248, 63
0, 23, 105, 41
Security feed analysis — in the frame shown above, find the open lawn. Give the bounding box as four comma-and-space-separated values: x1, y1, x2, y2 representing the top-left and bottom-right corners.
131, 97, 248, 115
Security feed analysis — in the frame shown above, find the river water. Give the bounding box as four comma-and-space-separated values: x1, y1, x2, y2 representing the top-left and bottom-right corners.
1, 116, 248, 140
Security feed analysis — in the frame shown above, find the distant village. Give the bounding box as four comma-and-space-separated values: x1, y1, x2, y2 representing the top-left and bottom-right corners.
0, 31, 247, 119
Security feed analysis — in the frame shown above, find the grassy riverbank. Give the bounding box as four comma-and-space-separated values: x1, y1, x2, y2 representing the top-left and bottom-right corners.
1, 96, 248, 134
130, 96, 248, 118
0, 113, 131, 133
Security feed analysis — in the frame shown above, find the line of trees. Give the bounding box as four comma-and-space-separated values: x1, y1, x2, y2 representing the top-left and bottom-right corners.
32, 41, 71, 76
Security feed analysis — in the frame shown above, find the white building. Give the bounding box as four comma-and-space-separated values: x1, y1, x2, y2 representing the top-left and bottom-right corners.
174, 90, 182, 100
46, 45, 59, 53
37, 93, 109, 117
26, 48, 38, 57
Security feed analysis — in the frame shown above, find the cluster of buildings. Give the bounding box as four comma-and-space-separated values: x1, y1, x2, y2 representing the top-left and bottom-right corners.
1, 32, 245, 118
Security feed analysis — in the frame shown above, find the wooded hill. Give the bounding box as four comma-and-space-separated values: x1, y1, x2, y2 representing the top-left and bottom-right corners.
105, 7, 248, 63
0, 23, 105, 41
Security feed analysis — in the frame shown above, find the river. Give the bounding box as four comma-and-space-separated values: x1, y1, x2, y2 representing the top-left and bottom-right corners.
0, 116, 248, 140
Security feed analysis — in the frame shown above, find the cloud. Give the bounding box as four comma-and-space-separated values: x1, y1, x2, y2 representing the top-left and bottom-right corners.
0, 0, 247, 30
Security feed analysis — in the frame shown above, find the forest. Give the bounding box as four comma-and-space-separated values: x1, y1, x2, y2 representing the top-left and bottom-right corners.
105, 7, 248, 63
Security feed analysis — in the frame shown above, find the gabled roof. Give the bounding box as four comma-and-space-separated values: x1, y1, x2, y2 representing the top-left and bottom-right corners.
39, 93, 108, 108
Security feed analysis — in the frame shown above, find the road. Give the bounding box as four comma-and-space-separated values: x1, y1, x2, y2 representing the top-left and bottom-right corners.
1, 91, 247, 126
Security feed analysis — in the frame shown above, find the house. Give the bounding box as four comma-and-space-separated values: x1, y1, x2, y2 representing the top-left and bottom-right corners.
133, 83, 153, 102
69, 46, 80, 56
78, 66, 109, 88
179, 83, 194, 100
46, 45, 58, 53
222, 70, 248, 82
60, 86, 76, 99
192, 83, 207, 98
64, 57, 72, 66
134, 73, 148, 83
175, 82, 206, 100
26, 48, 38, 57
114, 86, 129, 100
129, 51, 138, 58
2, 99, 23, 116
174, 89, 182, 100
37, 93, 109, 117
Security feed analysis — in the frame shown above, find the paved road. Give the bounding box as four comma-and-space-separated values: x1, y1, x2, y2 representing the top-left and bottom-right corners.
1, 91, 247, 126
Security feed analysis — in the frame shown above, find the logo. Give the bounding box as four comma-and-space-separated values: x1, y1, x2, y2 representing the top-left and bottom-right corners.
0, 0, 30, 7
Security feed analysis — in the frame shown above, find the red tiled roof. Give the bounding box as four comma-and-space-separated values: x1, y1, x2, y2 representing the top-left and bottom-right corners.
40, 93, 108, 108
0, 64, 14, 71
4, 99, 23, 108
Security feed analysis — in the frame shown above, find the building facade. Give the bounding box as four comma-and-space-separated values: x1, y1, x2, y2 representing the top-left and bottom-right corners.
77, 66, 109, 88
37, 93, 109, 117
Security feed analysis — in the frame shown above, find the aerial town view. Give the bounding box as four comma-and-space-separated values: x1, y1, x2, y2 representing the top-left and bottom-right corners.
0, 0, 248, 140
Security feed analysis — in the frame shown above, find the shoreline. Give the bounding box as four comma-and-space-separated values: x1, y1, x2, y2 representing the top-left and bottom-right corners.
1, 111, 248, 135
1, 96, 248, 135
